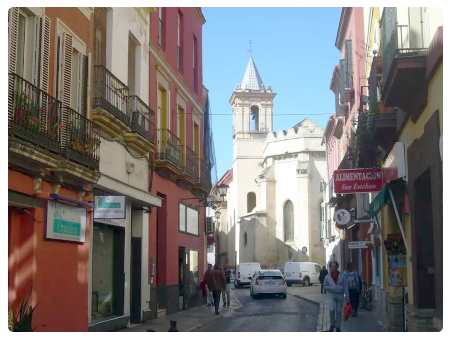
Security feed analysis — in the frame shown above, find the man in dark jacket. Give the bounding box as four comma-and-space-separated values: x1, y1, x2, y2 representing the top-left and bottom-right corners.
207, 264, 226, 315
319, 265, 328, 294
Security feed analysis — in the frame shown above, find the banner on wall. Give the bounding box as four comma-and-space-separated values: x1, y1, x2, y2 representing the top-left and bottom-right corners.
46, 201, 87, 243
94, 196, 126, 219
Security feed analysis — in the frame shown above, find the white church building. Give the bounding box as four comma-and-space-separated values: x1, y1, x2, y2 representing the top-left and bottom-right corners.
214, 56, 327, 269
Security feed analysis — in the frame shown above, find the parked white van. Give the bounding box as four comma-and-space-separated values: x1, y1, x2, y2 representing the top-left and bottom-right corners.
283, 261, 322, 286
235, 262, 261, 288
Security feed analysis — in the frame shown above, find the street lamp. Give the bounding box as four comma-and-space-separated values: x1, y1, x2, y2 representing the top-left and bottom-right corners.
216, 184, 228, 202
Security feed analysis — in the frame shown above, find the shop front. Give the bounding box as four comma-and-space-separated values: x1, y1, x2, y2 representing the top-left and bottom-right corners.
88, 183, 161, 331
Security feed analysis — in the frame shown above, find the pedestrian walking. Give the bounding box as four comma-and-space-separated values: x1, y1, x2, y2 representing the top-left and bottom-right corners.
323, 261, 349, 332
207, 264, 226, 315
343, 262, 362, 317
319, 265, 328, 294
203, 264, 213, 306
222, 268, 232, 308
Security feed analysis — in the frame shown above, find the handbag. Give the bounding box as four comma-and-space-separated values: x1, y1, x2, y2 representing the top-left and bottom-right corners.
343, 302, 353, 321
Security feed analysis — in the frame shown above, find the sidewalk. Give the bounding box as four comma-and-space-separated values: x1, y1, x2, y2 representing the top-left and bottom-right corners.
119, 293, 241, 332
288, 284, 384, 332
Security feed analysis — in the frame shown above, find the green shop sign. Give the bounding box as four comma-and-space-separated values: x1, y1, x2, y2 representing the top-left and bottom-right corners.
94, 196, 126, 219
46, 201, 86, 243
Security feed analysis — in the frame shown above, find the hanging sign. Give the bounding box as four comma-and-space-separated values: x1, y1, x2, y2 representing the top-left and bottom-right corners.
334, 168, 383, 194
46, 201, 87, 243
334, 209, 352, 226
94, 196, 126, 219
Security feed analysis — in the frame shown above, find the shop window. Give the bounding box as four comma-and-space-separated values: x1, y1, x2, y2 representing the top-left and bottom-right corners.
91, 223, 125, 321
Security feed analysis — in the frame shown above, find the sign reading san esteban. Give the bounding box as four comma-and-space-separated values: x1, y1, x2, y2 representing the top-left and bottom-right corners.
334, 168, 383, 194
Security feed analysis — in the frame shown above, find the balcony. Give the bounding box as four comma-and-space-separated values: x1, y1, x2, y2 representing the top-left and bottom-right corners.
155, 128, 183, 179
380, 8, 428, 120
8, 73, 100, 183
183, 146, 199, 182
123, 95, 155, 156
371, 108, 407, 155
92, 65, 131, 136
192, 162, 212, 197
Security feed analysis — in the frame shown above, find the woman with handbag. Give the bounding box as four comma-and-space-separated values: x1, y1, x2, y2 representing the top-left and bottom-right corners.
323, 261, 349, 332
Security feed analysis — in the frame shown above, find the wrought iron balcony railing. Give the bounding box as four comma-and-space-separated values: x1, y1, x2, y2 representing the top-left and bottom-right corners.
185, 146, 199, 179
157, 128, 182, 167
128, 95, 155, 143
381, 8, 428, 88
93, 65, 131, 127
9, 73, 100, 169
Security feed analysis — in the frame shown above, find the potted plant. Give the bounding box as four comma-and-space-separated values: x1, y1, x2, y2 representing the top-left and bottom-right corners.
8, 296, 36, 332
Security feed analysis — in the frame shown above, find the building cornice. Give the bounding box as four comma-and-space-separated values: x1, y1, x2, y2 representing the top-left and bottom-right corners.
150, 45, 204, 114
196, 8, 206, 24
335, 7, 352, 49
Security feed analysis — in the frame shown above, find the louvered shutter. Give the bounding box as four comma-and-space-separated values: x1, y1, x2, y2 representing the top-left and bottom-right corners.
38, 16, 51, 134
8, 7, 19, 125
80, 54, 88, 116
62, 32, 72, 108
61, 32, 73, 149
39, 16, 50, 93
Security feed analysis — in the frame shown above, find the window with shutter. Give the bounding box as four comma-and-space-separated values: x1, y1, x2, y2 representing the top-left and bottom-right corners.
62, 32, 73, 109
8, 7, 19, 124
39, 16, 50, 94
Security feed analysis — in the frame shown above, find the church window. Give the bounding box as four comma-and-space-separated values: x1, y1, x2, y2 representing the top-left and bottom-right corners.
247, 192, 256, 213
250, 105, 259, 132
284, 200, 294, 242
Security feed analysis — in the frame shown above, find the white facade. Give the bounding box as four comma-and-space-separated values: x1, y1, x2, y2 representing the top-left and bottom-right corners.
224, 57, 327, 268
88, 8, 160, 327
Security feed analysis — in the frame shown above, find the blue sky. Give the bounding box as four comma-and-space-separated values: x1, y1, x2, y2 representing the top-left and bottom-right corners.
203, 7, 342, 179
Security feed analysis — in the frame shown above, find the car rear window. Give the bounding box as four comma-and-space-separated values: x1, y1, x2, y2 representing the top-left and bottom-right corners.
259, 271, 283, 279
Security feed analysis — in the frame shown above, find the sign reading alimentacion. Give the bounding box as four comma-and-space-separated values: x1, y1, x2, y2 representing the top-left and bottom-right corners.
333, 168, 383, 194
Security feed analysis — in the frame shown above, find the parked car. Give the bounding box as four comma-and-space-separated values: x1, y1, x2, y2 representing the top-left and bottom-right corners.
234, 262, 261, 288
250, 269, 287, 299
283, 261, 321, 287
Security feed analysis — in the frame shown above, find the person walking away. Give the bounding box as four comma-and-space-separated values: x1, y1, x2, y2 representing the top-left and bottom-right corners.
344, 262, 362, 317
209, 264, 226, 315
222, 268, 232, 308
203, 264, 213, 306
324, 261, 349, 332
319, 265, 328, 294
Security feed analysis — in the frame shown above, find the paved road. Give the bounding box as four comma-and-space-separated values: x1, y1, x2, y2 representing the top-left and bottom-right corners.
195, 286, 319, 331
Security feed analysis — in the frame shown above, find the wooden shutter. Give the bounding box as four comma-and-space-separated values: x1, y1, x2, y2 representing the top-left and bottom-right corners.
61, 32, 73, 148
8, 7, 19, 124
62, 32, 72, 109
39, 16, 50, 94
80, 55, 89, 116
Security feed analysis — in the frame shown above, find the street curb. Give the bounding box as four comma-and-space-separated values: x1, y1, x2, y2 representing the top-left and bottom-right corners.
290, 294, 326, 332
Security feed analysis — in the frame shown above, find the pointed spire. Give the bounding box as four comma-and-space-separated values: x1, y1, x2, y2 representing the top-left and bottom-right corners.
239, 56, 265, 91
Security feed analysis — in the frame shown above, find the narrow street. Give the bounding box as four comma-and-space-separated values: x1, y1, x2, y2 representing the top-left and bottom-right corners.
195, 287, 319, 331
